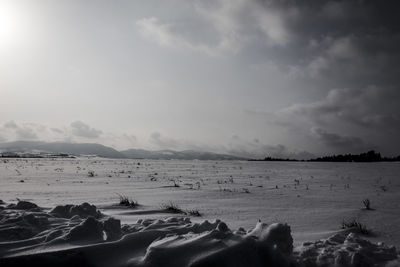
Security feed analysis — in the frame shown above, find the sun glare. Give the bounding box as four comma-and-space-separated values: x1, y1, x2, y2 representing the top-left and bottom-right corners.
0, 2, 25, 47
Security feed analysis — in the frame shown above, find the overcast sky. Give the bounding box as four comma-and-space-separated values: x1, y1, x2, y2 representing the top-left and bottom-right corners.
1, 0, 399, 158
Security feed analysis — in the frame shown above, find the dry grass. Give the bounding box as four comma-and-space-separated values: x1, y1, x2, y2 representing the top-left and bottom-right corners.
161, 202, 184, 213
117, 194, 138, 208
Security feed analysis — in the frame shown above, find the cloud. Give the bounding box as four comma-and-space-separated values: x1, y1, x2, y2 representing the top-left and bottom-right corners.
150, 131, 161, 140
149, 131, 182, 150
15, 126, 38, 140
310, 127, 366, 149
136, 16, 221, 55
136, 17, 178, 47
0, 120, 143, 151
147, 131, 314, 159
224, 134, 314, 159
136, 0, 294, 55
278, 85, 400, 132
70, 121, 102, 139
255, 82, 400, 155
136, 0, 400, 116
51, 128, 64, 134
4, 121, 18, 129
136, 1, 399, 56
227, 143, 314, 160
193, 0, 291, 48
123, 133, 136, 142
137, 0, 399, 93
2, 121, 38, 140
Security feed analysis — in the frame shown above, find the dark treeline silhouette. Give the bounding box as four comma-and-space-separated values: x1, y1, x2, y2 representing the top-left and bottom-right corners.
251, 151, 400, 162
310, 151, 384, 162
249, 157, 299, 162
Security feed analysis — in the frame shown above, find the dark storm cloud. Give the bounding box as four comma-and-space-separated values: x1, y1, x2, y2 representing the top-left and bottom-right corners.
264, 83, 400, 154
246, 0, 400, 87
240, 0, 400, 154
310, 127, 367, 150
255, 0, 400, 35
140, 0, 400, 98
70, 121, 102, 139
279, 86, 400, 131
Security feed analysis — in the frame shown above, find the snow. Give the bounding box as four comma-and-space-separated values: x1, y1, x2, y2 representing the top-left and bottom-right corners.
295, 232, 398, 266
50, 202, 102, 219
0, 158, 400, 266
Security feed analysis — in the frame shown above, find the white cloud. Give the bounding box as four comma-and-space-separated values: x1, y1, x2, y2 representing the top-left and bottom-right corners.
136, 17, 176, 47
136, 17, 217, 55
2, 121, 38, 140
70, 121, 102, 139
136, 0, 292, 56
15, 126, 38, 140
51, 128, 64, 134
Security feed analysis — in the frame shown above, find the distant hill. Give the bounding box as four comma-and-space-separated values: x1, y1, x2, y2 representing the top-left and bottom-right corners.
0, 141, 246, 160
120, 149, 246, 160
0, 141, 126, 159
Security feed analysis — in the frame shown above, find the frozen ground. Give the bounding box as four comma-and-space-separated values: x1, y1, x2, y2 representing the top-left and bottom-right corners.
0, 158, 399, 266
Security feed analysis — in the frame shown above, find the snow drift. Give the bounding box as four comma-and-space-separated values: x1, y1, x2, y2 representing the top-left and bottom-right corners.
0, 201, 398, 267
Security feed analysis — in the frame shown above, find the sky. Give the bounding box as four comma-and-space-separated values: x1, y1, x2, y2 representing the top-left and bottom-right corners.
0, 0, 399, 158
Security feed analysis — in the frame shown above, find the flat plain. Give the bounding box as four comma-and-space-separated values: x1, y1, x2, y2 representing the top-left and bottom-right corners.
1, 158, 399, 266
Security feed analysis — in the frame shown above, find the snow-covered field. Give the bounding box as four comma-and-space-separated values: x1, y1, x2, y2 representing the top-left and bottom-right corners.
1, 158, 399, 266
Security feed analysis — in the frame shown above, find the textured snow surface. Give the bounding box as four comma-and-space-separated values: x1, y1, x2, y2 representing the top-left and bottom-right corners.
1, 158, 400, 266
0, 201, 398, 267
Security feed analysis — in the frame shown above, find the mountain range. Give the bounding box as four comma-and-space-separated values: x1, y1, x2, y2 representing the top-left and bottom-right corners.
0, 141, 245, 160
120, 148, 245, 160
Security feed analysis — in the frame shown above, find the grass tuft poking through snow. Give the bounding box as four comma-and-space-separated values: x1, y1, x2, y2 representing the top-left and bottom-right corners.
161, 202, 185, 214
160, 202, 202, 216
187, 209, 202, 217
117, 194, 138, 208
